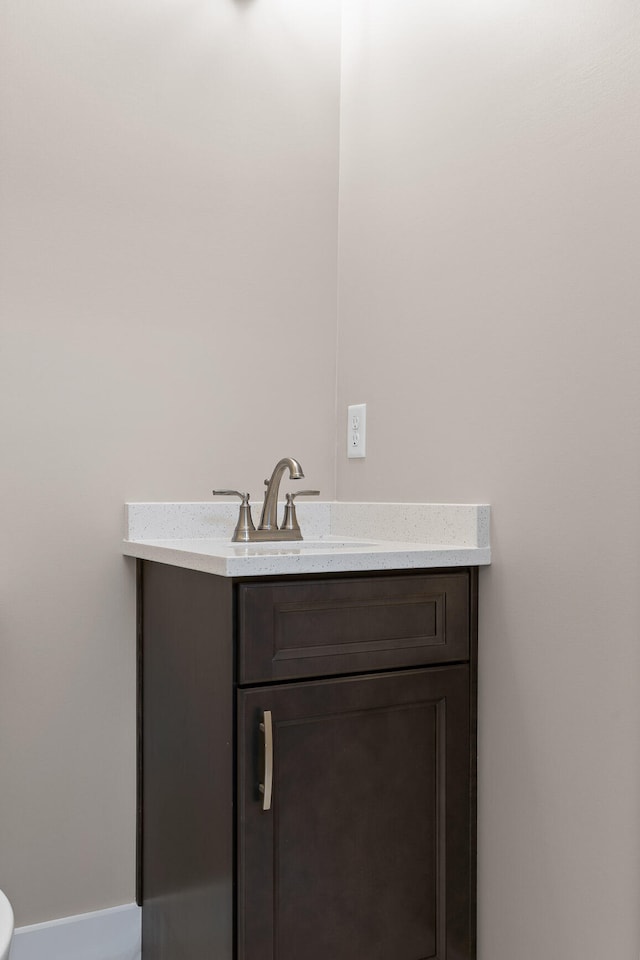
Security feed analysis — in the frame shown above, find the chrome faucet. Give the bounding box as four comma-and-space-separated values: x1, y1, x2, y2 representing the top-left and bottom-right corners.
212, 457, 319, 542
259, 457, 304, 531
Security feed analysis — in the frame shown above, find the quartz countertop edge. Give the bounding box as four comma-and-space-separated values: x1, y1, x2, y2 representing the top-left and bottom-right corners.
122, 502, 491, 577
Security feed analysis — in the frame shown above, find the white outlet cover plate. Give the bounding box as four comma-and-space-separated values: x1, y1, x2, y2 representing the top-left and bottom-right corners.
347, 403, 366, 459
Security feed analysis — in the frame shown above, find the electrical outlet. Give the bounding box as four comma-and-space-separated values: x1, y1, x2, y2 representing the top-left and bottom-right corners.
347, 403, 366, 459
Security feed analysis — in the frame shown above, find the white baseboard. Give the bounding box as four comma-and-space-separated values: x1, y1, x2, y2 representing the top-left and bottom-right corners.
11, 902, 140, 960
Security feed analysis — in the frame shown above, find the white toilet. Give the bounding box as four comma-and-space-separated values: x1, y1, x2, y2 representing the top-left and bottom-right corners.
0, 890, 14, 960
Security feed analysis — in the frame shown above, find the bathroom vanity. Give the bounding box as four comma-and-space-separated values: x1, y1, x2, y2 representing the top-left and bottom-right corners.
124, 501, 490, 960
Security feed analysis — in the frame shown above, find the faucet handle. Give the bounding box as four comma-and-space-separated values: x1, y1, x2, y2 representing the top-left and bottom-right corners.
288, 490, 320, 501
212, 490, 250, 501
212, 490, 256, 542
280, 491, 320, 538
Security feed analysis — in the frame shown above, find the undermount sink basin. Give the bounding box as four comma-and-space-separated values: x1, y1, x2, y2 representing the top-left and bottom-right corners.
232, 540, 376, 554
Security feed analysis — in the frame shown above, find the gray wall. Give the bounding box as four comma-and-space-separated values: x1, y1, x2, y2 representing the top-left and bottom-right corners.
0, 0, 340, 924
337, 1, 640, 957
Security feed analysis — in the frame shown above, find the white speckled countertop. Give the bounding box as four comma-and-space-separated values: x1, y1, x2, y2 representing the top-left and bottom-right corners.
122, 502, 491, 577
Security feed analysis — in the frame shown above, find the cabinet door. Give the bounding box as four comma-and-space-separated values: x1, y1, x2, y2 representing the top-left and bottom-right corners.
238, 666, 472, 960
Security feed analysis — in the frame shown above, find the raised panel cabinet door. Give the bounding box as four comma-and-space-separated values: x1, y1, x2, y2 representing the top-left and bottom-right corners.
238, 665, 472, 960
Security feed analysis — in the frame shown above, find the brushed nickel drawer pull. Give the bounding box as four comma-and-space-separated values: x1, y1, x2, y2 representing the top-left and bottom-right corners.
259, 710, 273, 812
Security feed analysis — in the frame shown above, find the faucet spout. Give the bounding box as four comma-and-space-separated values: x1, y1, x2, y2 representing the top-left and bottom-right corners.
258, 457, 304, 531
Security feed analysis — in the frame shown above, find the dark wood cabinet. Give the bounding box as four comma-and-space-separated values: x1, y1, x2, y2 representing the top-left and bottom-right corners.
138, 563, 478, 960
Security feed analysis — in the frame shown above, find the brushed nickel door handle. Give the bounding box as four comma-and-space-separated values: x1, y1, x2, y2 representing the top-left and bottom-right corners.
259, 710, 273, 812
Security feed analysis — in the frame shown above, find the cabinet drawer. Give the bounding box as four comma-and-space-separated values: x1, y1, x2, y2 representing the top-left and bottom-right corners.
238, 572, 470, 683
